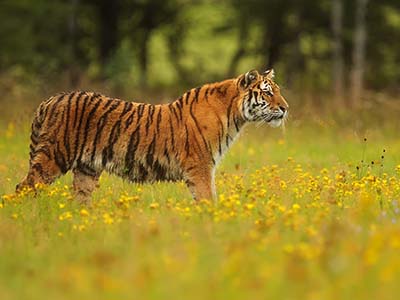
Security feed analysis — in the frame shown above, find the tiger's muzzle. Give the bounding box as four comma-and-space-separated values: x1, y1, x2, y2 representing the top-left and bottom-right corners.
264, 106, 288, 128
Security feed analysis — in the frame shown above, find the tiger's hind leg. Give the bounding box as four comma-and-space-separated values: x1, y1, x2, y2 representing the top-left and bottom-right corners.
72, 167, 101, 205
16, 151, 64, 194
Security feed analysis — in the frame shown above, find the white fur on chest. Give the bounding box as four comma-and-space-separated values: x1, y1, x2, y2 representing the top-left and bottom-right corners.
213, 125, 246, 167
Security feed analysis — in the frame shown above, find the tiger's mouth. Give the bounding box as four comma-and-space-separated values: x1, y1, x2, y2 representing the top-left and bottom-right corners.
263, 111, 287, 128
263, 112, 285, 122
267, 117, 284, 128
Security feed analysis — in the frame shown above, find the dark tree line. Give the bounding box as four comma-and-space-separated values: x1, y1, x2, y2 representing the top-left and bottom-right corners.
0, 0, 399, 103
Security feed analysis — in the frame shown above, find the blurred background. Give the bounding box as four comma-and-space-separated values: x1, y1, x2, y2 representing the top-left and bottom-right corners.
0, 0, 399, 124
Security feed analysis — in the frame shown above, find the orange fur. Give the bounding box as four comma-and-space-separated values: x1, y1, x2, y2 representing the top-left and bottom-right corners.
16, 70, 288, 203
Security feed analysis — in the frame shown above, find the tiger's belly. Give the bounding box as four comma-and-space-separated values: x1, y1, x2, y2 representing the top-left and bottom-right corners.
95, 157, 184, 184
123, 161, 184, 183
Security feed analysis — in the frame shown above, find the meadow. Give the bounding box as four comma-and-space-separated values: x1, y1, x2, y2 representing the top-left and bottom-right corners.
1, 109, 400, 300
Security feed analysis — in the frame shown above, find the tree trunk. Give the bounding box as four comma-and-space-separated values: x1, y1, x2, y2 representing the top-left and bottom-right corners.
138, 30, 151, 87
227, 20, 248, 77
165, 18, 193, 85
68, 0, 80, 88
265, 31, 283, 69
331, 0, 344, 105
351, 0, 369, 107
98, 0, 119, 68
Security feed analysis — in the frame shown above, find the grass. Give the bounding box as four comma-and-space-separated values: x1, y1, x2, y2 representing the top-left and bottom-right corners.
1, 117, 400, 300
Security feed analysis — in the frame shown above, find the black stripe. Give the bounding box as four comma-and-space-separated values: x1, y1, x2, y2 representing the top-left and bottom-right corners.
29, 144, 35, 159
153, 160, 167, 181
146, 136, 156, 166
31, 130, 38, 138
216, 115, 225, 136
33, 146, 52, 160
102, 120, 121, 166
156, 106, 162, 134
91, 93, 102, 99
226, 134, 233, 148
168, 115, 175, 151
76, 161, 97, 177
102, 100, 130, 166
72, 92, 86, 129
145, 104, 155, 135
136, 104, 146, 125
185, 166, 195, 172
184, 124, 190, 156
31, 132, 39, 145
63, 92, 76, 167
125, 111, 135, 129
204, 87, 210, 101
194, 86, 201, 103
54, 142, 68, 173
168, 103, 180, 123
175, 101, 183, 121
38, 101, 47, 116
226, 100, 233, 129
189, 99, 213, 161
217, 85, 228, 96
72, 95, 89, 162
185, 179, 195, 187
242, 97, 248, 120
218, 132, 222, 156
163, 140, 170, 164
90, 101, 121, 162
137, 163, 148, 183
208, 141, 216, 165
184, 90, 191, 105
190, 129, 206, 160
48, 94, 66, 127
125, 125, 141, 174
77, 96, 102, 163
253, 91, 259, 105
103, 98, 114, 109
234, 116, 240, 132
121, 101, 133, 118
31, 163, 45, 178
148, 104, 155, 120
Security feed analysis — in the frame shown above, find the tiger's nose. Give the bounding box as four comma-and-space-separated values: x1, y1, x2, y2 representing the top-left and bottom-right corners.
279, 106, 286, 112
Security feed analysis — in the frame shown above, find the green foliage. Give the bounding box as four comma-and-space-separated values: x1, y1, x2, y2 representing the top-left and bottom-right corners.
0, 0, 399, 92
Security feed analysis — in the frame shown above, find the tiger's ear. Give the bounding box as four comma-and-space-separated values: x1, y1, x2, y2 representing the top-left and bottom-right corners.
239, 69, 260, 89
263, 69, 275, 80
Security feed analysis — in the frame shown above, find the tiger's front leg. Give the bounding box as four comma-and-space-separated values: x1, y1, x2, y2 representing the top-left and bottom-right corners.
184, 166, 216, 201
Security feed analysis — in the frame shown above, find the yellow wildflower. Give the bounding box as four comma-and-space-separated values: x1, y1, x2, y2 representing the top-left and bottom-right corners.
292, 203, 301, 211
80, 209, 89, 217
103, 213, 114, 225
59, 211, 72, 221
149, 202, 160, 209
244, 203, 255, 210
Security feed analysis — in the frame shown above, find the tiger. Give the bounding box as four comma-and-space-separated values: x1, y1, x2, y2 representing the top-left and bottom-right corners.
16, 69, 288, 203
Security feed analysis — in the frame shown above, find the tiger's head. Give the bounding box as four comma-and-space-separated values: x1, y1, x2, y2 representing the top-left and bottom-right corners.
238, 69, 288, 128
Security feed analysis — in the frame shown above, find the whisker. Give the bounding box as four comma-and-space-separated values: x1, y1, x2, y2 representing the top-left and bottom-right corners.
281, 119, 286, 134
256, 120, 264, 128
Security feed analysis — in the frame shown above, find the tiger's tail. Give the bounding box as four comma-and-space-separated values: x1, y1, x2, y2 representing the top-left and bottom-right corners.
16, 98, 50, 193
28, 100, 48, 163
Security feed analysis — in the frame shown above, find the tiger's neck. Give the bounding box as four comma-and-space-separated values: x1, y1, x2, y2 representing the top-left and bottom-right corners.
172, 79, 247, 165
